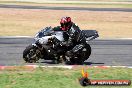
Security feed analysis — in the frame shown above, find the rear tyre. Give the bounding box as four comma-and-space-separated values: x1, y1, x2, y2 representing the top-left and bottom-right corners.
76, 44, 91, 64
23, 45, 40, 63
82, 44, 91, 61
65, 44, 91, 65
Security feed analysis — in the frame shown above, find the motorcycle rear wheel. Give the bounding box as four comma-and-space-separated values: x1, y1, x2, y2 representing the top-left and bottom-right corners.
77, 44, 91, 64
82, 44, 91, 61
65, 44, 91, 65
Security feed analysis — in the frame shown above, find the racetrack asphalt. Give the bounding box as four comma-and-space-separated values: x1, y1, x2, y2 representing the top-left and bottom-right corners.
0, 4, 132, 12
0, 4, 132, 66
0, 37, 132, 66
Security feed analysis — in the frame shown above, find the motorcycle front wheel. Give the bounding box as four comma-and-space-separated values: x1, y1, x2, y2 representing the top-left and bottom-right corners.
23, 45, 41, 63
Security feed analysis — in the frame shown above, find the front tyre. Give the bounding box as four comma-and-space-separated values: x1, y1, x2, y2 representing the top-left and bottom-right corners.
23, 45, 40, 63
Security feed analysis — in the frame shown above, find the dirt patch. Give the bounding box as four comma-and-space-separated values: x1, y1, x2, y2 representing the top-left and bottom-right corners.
0, 8, 132, 38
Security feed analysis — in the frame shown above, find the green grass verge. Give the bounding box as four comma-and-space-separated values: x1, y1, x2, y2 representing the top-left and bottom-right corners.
0, 67, 131, 88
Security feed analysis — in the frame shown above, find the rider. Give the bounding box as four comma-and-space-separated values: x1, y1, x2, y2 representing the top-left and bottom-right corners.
53, 17, 86, 57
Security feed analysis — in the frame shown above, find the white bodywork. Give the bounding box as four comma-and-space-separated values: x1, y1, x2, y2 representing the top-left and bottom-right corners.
38, 31, 64, 44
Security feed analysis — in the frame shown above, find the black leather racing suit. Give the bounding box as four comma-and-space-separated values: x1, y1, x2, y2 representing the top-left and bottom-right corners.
53, 23, 86, 55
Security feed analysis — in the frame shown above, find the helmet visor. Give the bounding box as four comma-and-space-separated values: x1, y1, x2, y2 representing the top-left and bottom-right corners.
61, 23, 65, 28
61, 23, 68, 31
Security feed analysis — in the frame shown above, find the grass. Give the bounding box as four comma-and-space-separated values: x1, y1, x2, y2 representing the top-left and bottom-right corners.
0, 8, 132, 38
0, 1, 132, 38
0, 67, 131, 88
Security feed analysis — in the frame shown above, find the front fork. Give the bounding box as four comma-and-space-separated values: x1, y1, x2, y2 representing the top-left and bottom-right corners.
31, 43, 43, 58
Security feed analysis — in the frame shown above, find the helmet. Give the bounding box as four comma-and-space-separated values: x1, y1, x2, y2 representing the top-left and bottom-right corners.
60, 17, 72, 31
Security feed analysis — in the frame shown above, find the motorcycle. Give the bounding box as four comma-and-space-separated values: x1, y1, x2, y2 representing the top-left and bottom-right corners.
23, 26, 99, 64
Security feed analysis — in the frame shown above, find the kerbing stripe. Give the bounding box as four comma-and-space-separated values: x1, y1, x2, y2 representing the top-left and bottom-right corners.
0, 65, 132, 70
